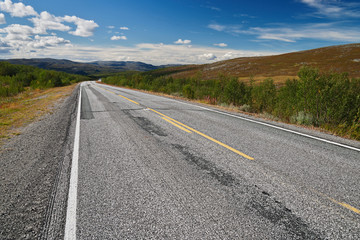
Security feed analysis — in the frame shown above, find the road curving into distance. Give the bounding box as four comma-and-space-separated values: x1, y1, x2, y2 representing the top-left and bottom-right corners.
1, 81, 359, 239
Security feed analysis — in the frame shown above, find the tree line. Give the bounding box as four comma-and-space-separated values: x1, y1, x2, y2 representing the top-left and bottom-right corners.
103, 66, 360, 140
0, 61, 88, 97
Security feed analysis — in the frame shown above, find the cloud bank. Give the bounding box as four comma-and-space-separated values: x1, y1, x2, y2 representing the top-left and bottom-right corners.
13, 42, 277, 65
300, 0, 360, 18
0, 0, 37, 17
0, 0, 98, 56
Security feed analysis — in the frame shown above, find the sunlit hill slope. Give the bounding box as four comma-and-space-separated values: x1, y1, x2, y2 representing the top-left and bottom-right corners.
155, 43, 360, 84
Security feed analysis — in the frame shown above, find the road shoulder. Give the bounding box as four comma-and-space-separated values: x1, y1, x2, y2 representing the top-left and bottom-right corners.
0, 85, 79, 239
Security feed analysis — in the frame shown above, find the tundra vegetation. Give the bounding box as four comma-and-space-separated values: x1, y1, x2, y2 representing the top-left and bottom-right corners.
103, 66, 360, 140
0, 62, 87, 142
0, 62, 88, 97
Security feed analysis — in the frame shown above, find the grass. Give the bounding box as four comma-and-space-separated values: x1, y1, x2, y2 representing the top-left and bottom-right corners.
0, 84, 77, 147
238, 75, 298, 86
153, 43, 360, 83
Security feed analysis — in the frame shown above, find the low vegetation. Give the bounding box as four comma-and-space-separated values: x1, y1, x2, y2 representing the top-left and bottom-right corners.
0, 61, 88, 97
153, 43, 360, 81
0, 61, 87, 145
103, 66, 360, 140
0, 84, 77, 146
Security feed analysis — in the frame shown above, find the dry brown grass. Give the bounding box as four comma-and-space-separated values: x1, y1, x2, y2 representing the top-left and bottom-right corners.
0, 84, 77, 146
156, 43, 360, 83
238, 75, 298, 85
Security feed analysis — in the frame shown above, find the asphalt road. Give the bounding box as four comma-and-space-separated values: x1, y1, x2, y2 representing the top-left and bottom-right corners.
1, 82, 360, 239
75, 82, 360, 239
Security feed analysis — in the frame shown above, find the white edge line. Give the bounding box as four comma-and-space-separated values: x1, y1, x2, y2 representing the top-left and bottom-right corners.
195, 106, 360, 152
64, 83, 81, 240
96, 83, 360, 153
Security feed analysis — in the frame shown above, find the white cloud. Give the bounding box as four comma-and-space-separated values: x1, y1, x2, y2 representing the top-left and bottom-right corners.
0, 25, 71, 57
18, 42, 276, 65
30, 11, 70, 34
63, 15, 99, 37
174, 39, 191, 44
0, 24, 35, 41
300, 0, 360, 18
0, 0, 100, 57
199, 53, 217, 61
0, 0, 38, 17
30, 35, 70, 49
249, 24, 360, 42
208, 23, 226, 32
208, 21, 360, 43
120, 26, 129, 30
0, 13, 5, 24
107, 26, 115, 29
219, 52, 235, 60
111, 35, 127, 40
214, 43, 227, 47
208, 23, 243, 35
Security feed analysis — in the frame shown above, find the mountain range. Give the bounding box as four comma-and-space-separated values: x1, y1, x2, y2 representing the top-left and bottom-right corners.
0, 58, 170, 76
1, 43, 359, 82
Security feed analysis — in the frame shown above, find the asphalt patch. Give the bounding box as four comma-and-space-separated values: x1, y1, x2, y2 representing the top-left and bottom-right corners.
173, 143, 322, 239
81, 87, 94, 120
122, 109, 167, 137
172, 144, 236, 186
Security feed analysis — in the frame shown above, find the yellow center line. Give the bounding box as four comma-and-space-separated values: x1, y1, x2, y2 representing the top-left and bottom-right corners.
117, 94, 140, 105
98, 84, 360, 216
329, 197, 360, 215
312, 189, 360, 215
98, 86, 115, 94
149, 108, 254, 160
97, 86, 140, 105
162, 117, 192, 133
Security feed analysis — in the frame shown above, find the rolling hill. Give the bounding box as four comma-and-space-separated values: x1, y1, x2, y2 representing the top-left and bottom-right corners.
0, 58, 163, 76
154, 43, 360, 84
1, 43, 359, 83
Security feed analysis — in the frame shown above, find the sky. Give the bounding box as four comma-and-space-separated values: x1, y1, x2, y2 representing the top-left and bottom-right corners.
0, 0, 360, 65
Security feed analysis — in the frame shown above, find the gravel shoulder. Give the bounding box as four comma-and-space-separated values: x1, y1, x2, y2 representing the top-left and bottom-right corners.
0, 85, 79, 239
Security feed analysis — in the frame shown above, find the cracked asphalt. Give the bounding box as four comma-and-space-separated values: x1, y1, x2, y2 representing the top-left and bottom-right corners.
1, 82, 359, 239
77, 82, 360, 239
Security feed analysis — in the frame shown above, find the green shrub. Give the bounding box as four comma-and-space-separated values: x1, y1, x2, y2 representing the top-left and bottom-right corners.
102, 66, 360, 140
0, 62, 87, 97
251, 78, 276, 113
183, 84, 195, 99
290, 111, 315, 125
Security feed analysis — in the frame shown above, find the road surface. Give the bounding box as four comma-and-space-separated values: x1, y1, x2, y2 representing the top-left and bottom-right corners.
1, 82, 360, 239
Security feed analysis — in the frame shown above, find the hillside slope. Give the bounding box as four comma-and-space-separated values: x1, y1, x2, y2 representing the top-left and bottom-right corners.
157, 43, 360, 83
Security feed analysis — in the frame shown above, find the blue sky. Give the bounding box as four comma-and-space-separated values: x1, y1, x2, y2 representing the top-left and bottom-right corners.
0, 0, 360, 65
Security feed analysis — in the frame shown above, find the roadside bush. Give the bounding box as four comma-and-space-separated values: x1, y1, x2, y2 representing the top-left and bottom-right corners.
290, 111, 315, 125
274, 79, 298, 121
251, 78, 276, 113
0, 62, 87, 97
183, 84, 195, 99
102, 66, 360, 140
223, 77, 246, 105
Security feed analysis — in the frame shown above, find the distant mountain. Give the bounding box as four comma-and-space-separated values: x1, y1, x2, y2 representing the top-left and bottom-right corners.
88, 61, 159, 72
153, 43, 360, 84
0, 58, 166, 75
